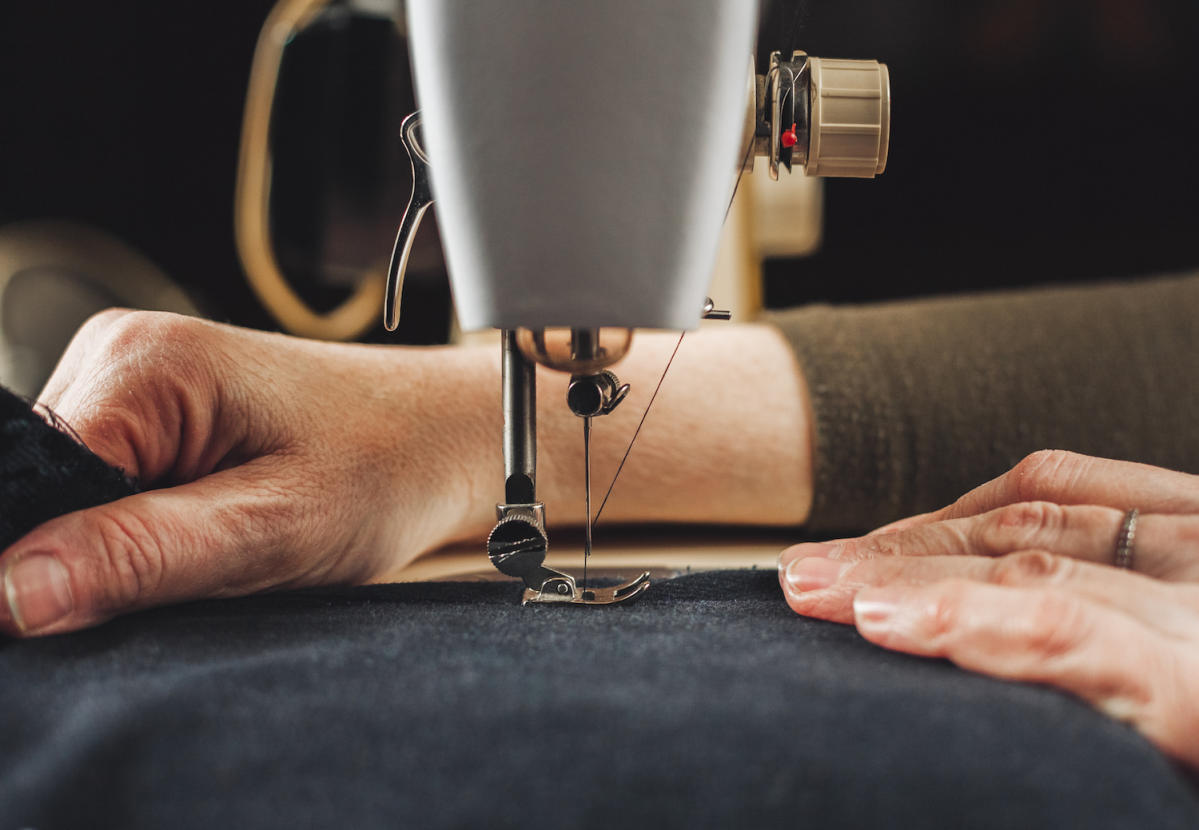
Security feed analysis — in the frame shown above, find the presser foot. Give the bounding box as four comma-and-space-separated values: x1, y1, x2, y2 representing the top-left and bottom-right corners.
521, 569, 650, 606
487, 508, 650, 606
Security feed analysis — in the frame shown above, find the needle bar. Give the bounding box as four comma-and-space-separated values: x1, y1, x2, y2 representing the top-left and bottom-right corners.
583, 415, 593, 591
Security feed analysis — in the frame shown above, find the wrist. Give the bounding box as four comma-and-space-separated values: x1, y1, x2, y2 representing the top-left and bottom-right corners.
369, 342, 501, 557
532, 324, 814, 529
383, 322, 815, 562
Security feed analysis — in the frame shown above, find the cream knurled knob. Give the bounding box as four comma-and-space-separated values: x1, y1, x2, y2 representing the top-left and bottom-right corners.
806, 57, 891, 178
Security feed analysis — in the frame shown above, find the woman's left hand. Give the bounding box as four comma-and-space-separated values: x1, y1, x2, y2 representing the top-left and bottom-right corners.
778, 450, 1199, 771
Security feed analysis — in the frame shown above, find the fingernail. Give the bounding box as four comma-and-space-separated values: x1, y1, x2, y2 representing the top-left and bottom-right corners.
853, 588, 902, 630
3, 554, 74, 633
783, 556, 847, 592
778, 541, 843, 571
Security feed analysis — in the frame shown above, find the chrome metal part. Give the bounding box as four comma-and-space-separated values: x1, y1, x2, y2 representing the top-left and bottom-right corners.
489, 328, 646, 606
762, 51, 812, 180
522, 570, 651, 607
487, 504, 650, 606
767, 52, 783, 180
566, 370, 630, 418
702, 297, 732, 320
779, 51, 811, 172
487, 512, 549, 580
496, 502, 545, 526
516, 327, 634, 374
501, 330, 537, 503
383, 111, 433, 332
583, 415, 593, 589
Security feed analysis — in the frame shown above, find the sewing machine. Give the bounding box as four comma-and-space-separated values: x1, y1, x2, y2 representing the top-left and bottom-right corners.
383, 1, 890, 605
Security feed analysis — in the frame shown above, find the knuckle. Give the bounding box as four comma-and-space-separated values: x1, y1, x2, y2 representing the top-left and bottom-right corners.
991, 550, 1069, 585
981, 501, 1064, 550
93, 309, 158, 355
90, 509, 167, 607
833, 538, 868, 561
77, 307, 135, 338
922, 586, 968, 642
1169, 517, 1199, 550
101, 310, 202, 357
1021, 591, 1089, 660
65, 310, 209, 384
1011, 450, 1085, 503
89, 312, 216, 408
55, 309, 135, 372
841, 534, 904, 561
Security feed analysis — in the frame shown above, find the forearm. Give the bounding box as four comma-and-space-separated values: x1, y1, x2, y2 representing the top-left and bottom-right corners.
771, 272, 1199, 534
441, 325, 814, 542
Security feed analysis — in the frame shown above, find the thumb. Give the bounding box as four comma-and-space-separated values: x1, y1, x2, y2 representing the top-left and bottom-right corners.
0, 460, 308, 637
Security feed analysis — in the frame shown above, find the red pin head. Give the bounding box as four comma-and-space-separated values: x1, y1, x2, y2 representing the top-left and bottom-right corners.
780, 122, 798, 149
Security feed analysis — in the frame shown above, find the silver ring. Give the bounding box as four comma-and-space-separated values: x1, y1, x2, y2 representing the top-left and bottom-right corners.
1114, 508, 1139, 570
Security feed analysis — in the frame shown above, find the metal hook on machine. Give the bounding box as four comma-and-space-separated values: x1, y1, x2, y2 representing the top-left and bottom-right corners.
384, 111, 435, 332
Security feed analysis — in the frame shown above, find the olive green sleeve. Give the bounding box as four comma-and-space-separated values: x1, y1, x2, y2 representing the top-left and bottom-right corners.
765, 273, 1199, 534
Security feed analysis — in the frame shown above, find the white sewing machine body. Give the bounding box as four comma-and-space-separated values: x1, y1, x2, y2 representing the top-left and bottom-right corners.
407, 0, 757, 332
387, 0, 891, 604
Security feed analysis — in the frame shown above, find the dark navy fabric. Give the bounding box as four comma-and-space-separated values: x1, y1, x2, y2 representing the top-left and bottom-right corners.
2, 569, 1197, 829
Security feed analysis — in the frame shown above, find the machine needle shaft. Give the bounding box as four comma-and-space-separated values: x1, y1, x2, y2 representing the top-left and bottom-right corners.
583, 415, 593, 591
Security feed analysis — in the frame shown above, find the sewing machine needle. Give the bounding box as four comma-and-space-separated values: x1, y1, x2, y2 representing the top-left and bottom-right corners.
583, 415, 592, 591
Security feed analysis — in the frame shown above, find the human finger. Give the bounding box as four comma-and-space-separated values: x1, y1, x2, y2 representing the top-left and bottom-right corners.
0, 457, 358, 637
866, 511, 939, 536
851, 579, 1199, 769
37, 308, 136, 411
781, 503, 1199, 580
782, 551, 1199, 637
867, 450, 1199, 535
37, 310, 249, 486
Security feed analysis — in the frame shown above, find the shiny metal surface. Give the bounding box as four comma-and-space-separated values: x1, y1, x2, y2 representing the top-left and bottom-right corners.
488, 327, 647, 606
383, 111, 433, 331
516, 327, 634, 375
702, 297, 732, 321
583, 415, 593, 589
1115, 508, 1139, 570
501, 330, 537, 503
566, 370, 629, 418
487, 504, 650, 606
522, 570, 651, 606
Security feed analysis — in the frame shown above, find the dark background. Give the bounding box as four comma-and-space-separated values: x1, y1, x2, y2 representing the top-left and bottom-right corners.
2, 0, 1197, 335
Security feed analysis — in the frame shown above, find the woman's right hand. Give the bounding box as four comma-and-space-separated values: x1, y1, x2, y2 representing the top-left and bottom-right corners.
1, 309, 497, 637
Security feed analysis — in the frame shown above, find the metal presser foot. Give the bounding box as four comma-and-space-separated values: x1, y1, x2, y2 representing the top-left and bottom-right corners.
487, 509, 650, 606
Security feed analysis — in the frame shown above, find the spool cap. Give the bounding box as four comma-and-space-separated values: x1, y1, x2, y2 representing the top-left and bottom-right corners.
806, 57, 891, 178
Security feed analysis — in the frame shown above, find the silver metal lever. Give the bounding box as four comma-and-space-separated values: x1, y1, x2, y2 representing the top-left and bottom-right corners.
384, 111, 434, 332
